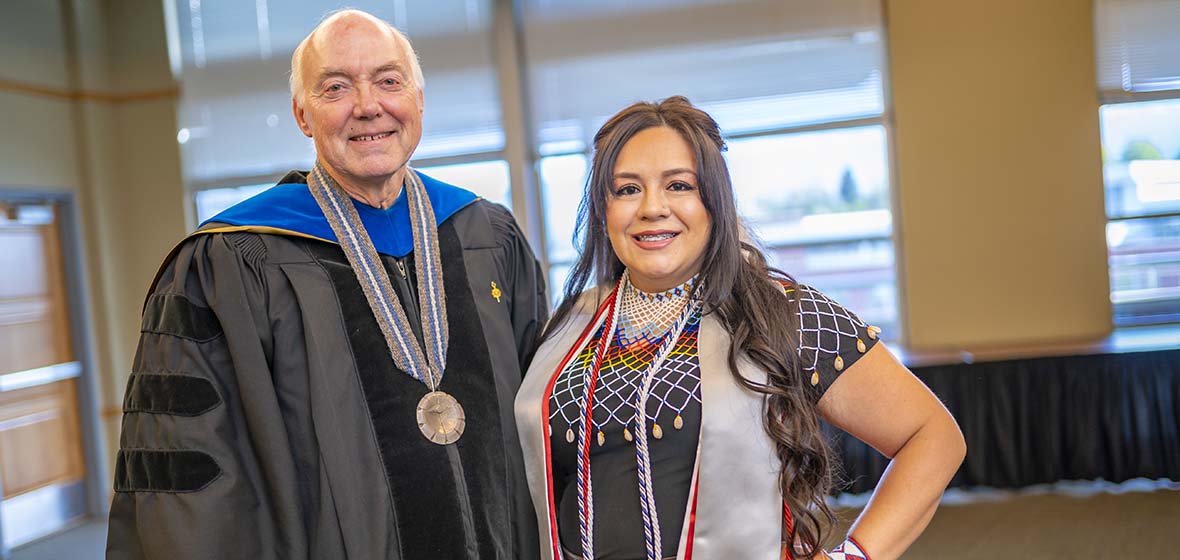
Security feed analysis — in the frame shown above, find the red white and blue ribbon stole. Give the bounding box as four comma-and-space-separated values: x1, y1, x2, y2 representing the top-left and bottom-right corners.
573, 288, 621, 560
827, 536, 870, 560
782, 502, 792, 558
538, 288, 619, 560
779, 501, 797, 560
671, 377, 703, 560
679, 458, 700, 560
783, 501, 794, 535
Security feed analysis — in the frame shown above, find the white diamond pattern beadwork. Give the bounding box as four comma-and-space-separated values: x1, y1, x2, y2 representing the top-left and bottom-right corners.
788, 283, 874, 376
549, 277, 701, 436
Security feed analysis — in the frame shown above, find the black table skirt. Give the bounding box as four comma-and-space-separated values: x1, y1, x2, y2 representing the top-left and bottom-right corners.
832, 349, 1180, 493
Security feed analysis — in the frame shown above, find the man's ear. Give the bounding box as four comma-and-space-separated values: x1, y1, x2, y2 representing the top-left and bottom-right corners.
293, 97, 313, 138
417, 88, 425, 114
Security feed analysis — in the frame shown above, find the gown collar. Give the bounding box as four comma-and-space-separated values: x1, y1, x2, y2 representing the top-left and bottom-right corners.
199, 169, 479, 258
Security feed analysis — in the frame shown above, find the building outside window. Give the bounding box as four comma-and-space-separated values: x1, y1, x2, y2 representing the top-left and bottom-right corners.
1095, 0, 1180, 326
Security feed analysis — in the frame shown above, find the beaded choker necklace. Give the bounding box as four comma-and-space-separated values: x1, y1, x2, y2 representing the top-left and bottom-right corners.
616, 276, 697, 346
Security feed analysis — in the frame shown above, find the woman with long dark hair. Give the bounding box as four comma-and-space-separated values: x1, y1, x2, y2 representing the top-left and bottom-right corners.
515, 96, 965, 560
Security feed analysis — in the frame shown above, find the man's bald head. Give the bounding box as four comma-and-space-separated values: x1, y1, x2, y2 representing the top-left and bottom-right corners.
289, 9, 424, 107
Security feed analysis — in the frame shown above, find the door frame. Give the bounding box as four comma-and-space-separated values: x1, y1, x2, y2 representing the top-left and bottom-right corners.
0, 189, 108, 549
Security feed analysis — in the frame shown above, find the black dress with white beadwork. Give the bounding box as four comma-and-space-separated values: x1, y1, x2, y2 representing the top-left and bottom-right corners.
547, 280, 880, 559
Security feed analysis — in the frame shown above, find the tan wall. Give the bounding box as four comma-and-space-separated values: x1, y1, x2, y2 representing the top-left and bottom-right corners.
0, 91, 82, 190
886, 0, 1113, 349
0, 0, 78, 190
0, 0, 187, 487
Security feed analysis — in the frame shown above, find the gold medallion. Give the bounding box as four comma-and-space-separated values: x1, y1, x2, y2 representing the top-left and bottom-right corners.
416, 391, 466, 445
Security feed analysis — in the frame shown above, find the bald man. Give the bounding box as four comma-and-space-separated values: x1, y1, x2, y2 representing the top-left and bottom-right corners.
107, 10, 545, 559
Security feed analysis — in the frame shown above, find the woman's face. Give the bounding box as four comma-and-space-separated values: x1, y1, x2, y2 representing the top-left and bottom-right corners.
606, 126, 712, 293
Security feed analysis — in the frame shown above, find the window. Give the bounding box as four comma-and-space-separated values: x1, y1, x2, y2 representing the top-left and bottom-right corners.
537, 154, 588, 294
726, 126, 896, 328
194, 183, 272, 224
525, 0, 899, 335
1098, 100, 1180, 325
172, 0, 901, 335
1095, 0, 1180, 326
170, 0, 506, 222
417, 160, 512, 208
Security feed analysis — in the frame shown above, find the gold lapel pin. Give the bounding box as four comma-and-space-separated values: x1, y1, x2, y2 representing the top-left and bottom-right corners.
490, 281, 502, 303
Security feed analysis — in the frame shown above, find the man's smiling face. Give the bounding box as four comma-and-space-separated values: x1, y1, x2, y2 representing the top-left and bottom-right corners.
293, 14, 423, 191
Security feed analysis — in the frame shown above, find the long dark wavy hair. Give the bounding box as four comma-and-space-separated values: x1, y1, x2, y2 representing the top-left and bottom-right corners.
542, 96, 836, 557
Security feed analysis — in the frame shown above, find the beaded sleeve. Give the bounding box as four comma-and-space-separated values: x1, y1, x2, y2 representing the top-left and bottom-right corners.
783, 282, 882, 399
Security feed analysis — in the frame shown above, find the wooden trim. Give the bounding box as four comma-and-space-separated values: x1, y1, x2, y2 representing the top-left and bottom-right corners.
43, 205, 75, 364
894, 323, 1180, 368
0, 77, 179, 104
101, 406, 123, 418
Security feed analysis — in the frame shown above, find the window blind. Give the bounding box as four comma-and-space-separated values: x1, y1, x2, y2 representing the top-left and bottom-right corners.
1096, 0, 1180, 96
169, 0, 503, 187
521, 0, 885, 154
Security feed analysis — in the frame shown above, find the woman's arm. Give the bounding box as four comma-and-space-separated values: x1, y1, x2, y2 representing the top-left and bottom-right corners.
816, 343, 966, 560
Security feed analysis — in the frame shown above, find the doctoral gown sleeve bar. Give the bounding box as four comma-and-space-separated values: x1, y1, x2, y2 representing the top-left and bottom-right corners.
107, 233, 308, 560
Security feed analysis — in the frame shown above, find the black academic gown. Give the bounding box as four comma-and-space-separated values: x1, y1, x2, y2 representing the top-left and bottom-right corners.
107, 175, 546, 559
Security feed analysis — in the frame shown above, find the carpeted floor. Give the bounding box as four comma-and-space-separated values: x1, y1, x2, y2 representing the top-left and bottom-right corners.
11, 519, 105, 560
10, 480, 1179, 559
834, 479, 1180, 559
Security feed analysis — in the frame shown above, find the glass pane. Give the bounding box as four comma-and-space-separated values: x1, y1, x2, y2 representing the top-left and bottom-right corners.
726, 126, 892, 244
195, 183, 272, 223
417, 160, 512, 208
547, 261, 574, 306
767, 240, 897, 337
1100, 98, 1180, 219
522, 0, 885, 155
728, 125, 895, 330
539, 154, 589, 265
1108, 215, 1180, 326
